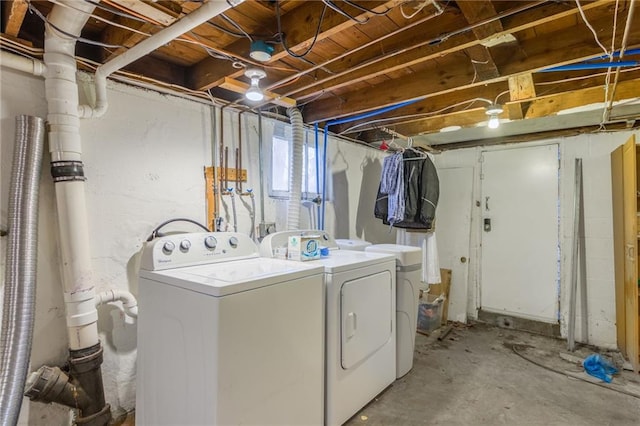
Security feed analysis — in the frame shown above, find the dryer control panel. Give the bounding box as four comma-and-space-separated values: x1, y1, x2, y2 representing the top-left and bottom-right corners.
140, 232, 258, 271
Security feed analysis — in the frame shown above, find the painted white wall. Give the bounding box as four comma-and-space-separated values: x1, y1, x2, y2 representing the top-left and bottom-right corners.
1, 67, 391, 423
434, 130, 640, 349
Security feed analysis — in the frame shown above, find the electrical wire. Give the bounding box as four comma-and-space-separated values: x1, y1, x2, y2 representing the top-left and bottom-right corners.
511, 344, 640, 400
342, 0, 391, 16
220, 13, 253, 41
323, 0, 369, 24
575, 0, 610, 57
145, 218, 210, 241
338, 97, 493, 134
51, 0, 152, 37
276, 0, 327, 59
27, 1, 126, 49
401, 0, 435, 20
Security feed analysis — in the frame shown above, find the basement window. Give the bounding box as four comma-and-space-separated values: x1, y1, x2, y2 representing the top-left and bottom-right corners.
269, 123, 322, 200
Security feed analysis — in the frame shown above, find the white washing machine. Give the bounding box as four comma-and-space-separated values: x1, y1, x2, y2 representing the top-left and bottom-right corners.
335, 238, 372, 251
137, 232, 325, 426
261, 230, 396, 426
366, 244, 422, 378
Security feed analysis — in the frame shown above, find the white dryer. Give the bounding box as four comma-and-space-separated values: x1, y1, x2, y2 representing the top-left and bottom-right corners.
261, 230, 396, 426
137, 232, 325, 426
366, 244, 422, 378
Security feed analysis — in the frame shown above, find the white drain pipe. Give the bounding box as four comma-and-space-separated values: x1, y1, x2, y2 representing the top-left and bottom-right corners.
44, 0, 244, 349
0, 52, 46, 76
44, 0, 99, 351
79, 0, 244, 118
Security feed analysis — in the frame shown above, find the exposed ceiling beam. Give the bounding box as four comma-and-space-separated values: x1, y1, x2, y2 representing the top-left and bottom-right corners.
524, 78, 640, 119
386, 77, 640, 137
456, 0, 502, 80
507, 73, 536, 119
304, 9, 638, 124
3, 0, 28, 38
292, 0, 607, 106
188, 0, 403, 91
432, 122, 639, 151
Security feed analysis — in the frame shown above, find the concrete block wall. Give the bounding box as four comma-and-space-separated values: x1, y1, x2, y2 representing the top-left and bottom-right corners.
434, 130, 640, 349
1, 67, 390, 423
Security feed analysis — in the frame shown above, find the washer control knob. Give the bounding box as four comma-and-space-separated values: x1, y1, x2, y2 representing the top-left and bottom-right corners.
162, 241, 175, 255
180, 239, 191, 251
229, 236, 238, 248
204, 236, 217, 249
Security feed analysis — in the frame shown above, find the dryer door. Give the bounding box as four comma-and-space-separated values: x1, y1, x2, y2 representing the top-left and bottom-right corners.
340, 270, 393, 369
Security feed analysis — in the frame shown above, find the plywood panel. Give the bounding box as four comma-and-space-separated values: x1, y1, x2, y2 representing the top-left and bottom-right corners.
612, 145, 626, 355
622, 135, 639, 373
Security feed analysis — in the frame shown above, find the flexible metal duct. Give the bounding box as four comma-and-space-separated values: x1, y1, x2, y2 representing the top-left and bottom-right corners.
0, 115, 45, 426
287, 108, 304, 230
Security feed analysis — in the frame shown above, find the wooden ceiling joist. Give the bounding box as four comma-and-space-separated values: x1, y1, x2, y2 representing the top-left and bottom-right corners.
3, 0, 28, 38
189, 0, 402, 91
304, 6, 639, 124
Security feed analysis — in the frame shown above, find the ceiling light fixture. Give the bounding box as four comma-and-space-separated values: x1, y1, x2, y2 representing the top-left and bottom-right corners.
244, 68, 266, 102
485, 103, 504, 129
249, 41, 274, 62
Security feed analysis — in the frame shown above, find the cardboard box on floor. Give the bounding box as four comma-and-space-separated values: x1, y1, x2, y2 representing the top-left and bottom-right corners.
428, 269, 451, 325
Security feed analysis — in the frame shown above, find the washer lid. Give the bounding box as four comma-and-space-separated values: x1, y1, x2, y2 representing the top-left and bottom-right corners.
335, 239, 371, 251
317, 250, 395, 274
366, 244, 422, 267
139, 258, 324, 296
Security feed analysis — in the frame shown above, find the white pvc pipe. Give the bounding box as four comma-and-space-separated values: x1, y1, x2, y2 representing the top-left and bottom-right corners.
0, 51, 46, 76
79, 0, 244, 118
44, 0, 98, 351
95, 290, 138, 318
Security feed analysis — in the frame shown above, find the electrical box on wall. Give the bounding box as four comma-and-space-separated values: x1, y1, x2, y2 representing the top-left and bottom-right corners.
259, 222, 276, 239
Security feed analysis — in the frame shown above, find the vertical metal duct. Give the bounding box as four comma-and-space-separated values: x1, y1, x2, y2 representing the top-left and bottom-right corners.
287, 107, 304, 230
0, 115, 45, 426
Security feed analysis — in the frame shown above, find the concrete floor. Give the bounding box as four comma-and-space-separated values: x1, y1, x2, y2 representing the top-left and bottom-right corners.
346, 323, 640, 426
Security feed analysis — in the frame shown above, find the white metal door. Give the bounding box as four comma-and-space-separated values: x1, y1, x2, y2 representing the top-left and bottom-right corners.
436, 167, 474, 323
480, 144, 559, 322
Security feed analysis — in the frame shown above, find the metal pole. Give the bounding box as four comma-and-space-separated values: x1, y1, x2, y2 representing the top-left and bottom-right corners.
568, 158, 582, 351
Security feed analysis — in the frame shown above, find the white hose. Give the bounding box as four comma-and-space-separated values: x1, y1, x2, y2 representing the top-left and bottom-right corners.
287, 108, 304, 230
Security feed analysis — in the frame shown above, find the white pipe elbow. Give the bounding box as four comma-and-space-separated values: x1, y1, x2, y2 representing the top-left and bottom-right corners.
78, 74, 108, 118
95, 289, 138, 318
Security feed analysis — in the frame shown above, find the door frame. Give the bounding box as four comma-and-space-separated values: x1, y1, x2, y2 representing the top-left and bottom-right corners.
478, 142, 561, 323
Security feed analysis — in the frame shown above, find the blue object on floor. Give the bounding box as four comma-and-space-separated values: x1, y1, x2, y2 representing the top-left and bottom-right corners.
583, 354, 618, 383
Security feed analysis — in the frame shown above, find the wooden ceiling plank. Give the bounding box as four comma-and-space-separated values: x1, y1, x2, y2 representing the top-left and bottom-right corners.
507, 73, 537, 119
105, 0, 177, 26
455, 0, 504, 39
381, 76, 640, 137
4, 0, 29, 37
303, 4, 631, 123
335, 81, 510, 134
189, 0, 402, 90
219, 77, 296, 108
289, 0, 609, 101
456, 0, 502, 80
524, 78, 640, 119
464, 44, 500, 80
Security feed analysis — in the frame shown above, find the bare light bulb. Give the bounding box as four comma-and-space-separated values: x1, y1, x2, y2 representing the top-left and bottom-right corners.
245, 78, 264, 101
244, 68, 266, 102
487, 115, 500, 129
485, 103, 503, 129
